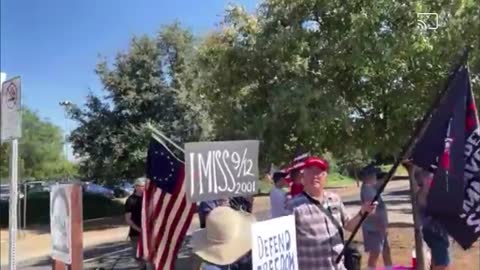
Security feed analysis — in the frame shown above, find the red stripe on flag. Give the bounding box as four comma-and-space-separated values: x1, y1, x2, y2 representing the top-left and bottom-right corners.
137, 236, 143, 259
150, 193, 177, 262
148, 191, 166, 259
151, 169, 186, 267
157, 197, 188, 267
141, 180, 156, 259
167, 206, 196, 269
142, 144, 195, 269
142, 181, 158, 261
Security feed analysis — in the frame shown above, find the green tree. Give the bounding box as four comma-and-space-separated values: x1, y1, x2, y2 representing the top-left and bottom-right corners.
68, 23, 208, 181
0, 108, 76, 181
70, 1, 479, 178
194, 0, 479, 168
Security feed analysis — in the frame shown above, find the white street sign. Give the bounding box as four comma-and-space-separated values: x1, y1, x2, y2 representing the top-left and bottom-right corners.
1, 77, 22, 143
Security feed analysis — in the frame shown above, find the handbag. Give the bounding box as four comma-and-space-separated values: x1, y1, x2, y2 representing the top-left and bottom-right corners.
303, 192, 362, 270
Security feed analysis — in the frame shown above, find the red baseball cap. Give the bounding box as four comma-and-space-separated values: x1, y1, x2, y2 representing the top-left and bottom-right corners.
302, 156, 329, 171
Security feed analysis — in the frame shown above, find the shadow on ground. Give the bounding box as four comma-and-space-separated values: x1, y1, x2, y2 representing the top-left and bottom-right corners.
388, 222, 413, 229
12, 216, 127, 236
387, 190, 411, 196
344, 198, 411, 207
18, 235, 195, 270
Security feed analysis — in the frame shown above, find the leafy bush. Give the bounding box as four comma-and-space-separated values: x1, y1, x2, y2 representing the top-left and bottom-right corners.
0, 192, 124, 227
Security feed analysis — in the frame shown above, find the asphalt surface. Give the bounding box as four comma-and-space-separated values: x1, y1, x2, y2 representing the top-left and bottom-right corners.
3, 184, 409, 270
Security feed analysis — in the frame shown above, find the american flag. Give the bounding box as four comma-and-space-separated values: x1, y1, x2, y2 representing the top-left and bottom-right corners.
283, 152, 309, 182
138, 138, 196, 269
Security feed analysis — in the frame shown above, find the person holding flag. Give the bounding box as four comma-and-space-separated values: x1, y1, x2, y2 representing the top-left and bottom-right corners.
409, 59, 480, 250
411, 166, 451, 270
287, 156, 377, 270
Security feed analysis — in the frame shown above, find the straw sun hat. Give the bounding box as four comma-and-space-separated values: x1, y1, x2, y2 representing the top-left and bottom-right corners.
191, 206, 255, 265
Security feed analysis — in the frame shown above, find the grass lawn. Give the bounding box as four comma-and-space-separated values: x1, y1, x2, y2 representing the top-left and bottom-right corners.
327, 173, 357, 188
380, 164, 409, 176
0, 192, 124, 227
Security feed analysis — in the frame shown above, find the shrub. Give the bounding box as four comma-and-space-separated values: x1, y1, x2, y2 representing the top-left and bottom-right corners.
0, 192, 124, 227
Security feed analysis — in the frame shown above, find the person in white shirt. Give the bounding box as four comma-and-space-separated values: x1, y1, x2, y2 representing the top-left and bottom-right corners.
270, 171, 290, 218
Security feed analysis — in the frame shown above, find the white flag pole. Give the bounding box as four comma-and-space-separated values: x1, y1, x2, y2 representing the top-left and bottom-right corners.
8, 138, 19, 270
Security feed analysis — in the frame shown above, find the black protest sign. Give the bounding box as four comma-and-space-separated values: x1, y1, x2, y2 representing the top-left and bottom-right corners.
185, 140, 259, 202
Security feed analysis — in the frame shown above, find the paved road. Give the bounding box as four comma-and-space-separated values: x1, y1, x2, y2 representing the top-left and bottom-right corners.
5, 183, 411, 270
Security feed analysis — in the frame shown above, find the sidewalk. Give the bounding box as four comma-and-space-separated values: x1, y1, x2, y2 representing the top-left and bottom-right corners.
0, 180, 410, 267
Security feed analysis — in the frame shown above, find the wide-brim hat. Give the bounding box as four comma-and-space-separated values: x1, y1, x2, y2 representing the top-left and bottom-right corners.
191, 206, 255, 265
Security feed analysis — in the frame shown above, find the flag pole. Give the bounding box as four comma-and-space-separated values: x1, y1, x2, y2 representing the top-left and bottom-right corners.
147, 123, 185, 154
406, 164, 427, 270
336, 47, 470, 265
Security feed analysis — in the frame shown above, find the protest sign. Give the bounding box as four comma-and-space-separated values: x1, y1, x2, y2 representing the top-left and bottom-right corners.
50, 184, 73, 264
51, 184, 83, 270
252, 215, 298, 270
185, 140, 259, 202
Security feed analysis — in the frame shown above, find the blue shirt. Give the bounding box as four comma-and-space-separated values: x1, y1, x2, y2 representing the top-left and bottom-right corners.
360, 183, 388, 232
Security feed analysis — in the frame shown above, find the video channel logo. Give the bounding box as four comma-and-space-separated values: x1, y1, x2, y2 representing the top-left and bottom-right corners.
417, 13, 438, 30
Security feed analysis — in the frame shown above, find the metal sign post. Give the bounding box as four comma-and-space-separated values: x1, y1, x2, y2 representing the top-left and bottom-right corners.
8, 139, 19, 270
1, 76, 22, 270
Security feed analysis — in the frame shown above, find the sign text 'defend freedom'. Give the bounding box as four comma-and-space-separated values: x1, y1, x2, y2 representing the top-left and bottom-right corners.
185, 140, 259, 202
252, 215, 299, 270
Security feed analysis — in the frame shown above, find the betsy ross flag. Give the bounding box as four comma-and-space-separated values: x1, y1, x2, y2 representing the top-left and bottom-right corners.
139, 138, 196, 269
410, 64, 480, 249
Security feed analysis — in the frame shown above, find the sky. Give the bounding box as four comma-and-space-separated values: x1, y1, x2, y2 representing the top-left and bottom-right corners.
0, 0, 258, 159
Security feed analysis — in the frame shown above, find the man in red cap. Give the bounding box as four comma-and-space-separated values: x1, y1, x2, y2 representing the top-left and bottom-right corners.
287, 156, 377, 270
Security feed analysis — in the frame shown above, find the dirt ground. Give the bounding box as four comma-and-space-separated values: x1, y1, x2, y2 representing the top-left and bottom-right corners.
349, 226, 480, 269
2, 182, 479, 269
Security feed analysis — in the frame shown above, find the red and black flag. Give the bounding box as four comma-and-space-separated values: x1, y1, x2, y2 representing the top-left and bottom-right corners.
410, 64, 480, 249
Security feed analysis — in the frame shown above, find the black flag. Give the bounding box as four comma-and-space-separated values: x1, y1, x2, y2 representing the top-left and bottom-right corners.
410, 65, 480, 249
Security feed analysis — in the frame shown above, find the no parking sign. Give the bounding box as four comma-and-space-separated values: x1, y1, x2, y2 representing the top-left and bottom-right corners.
1, 76, 22, 143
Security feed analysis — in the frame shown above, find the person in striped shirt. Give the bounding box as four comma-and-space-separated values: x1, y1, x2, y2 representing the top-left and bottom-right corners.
287, 156, 377, 270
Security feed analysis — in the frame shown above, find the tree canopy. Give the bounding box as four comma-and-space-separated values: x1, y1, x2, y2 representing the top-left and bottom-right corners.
0, 108, 77, 182
68, 0, 479, 180
67, 23, 207, 181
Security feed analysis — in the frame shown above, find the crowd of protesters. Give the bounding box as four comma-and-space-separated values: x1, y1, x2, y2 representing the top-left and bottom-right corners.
125, 155, 452, 270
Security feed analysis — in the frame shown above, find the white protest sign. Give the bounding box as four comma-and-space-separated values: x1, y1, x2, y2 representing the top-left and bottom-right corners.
50, 184, 73, 264
1, 76, 22, 143
252, 215, 299, 270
